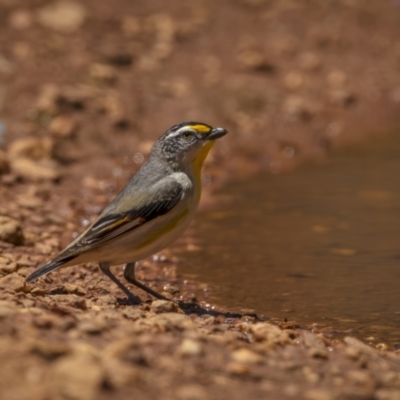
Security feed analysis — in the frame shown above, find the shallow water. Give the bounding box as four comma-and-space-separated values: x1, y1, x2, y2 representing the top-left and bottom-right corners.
178, 133, 400, 345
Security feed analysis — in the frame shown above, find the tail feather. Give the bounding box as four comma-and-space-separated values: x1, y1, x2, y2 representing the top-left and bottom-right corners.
26, 255, 76, 282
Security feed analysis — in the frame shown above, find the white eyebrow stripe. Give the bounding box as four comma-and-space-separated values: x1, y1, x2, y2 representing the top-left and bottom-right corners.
165, 127, 196, 139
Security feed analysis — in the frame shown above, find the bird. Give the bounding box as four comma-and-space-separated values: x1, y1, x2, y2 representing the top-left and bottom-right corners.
26, 122, 228, 304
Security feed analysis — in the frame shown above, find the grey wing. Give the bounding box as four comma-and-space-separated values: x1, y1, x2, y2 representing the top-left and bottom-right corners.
69, 177, 185, 251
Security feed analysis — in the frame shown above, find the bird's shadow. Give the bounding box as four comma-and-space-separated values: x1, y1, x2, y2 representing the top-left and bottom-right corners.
178, 301, 263, 320
117, 297, 263, 321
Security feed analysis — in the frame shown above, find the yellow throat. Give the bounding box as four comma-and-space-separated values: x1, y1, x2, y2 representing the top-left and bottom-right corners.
192, 141, 215, 186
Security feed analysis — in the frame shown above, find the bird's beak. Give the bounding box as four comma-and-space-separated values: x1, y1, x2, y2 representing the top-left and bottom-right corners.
206, 127, 228, 140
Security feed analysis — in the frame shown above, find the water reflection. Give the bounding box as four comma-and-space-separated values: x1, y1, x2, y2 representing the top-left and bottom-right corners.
177, 133, 400, 345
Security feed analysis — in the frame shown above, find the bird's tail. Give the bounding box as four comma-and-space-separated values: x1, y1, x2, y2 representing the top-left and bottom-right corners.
26, 255, 76, 282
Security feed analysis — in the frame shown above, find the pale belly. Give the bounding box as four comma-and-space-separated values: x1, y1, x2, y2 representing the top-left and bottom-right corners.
70, 201, 196, 266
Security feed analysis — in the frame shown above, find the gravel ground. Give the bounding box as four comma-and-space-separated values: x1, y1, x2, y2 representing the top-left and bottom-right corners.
1, 0, 400, 398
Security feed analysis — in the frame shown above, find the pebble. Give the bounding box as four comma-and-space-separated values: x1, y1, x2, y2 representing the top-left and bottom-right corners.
89, 63, 117, 83
36, 1, 87, 33
78, 319, 106, 334
249, 322, 291, 345
8, 137, 54, 160
50, 294, 87, 310
226, 361, 252, 375
150, 299, 179, 314
0, 262, 17, 275
178, 339, 202, 356
133, 313, 195, 333
231, 348, 264, 364
122, 308, 144, 320
0, 272, 28, 292
283, 71, 305, 91
0, 216, 24, 245
11, 158, 61, 182
237, 49, 274, 72
35, 84, 60, 115
63, 283, 87, 296
48, 115, 77, 138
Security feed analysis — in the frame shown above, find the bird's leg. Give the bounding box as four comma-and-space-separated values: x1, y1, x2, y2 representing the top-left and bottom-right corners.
124, 262, 169, 301
99, 262, 141, 305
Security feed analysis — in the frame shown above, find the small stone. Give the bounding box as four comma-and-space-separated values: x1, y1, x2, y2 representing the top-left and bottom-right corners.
283, 71, 305, 91
63, 283, 87, 296
48, 115, 77, 138
8, 137, 54, 160
89, 63, 117, 83
122, 308, 144, 320
37, 1, 86, 33
36, 83, 60, 115
178, 339, 202, 356
78, 320, 106, 334
35, 242, 54, 255
51, 294, 87, 310
226, 361, 251, 375
376, 343, 389, 351
16, 194, 43, 209
51, 355, 103, 400
133, 313, 194, 332
11, 158, 61, 182
0, 216, 24, 245
237, 49, 274, 72
96, 294, 117, 306
307, 347, 328, 359
0, 262, 17, 275
231, 348, 264, 364
250, 322, 291, 345
0, 272, 28, 292
150, 299, 178, 313
31, 287, 46, 296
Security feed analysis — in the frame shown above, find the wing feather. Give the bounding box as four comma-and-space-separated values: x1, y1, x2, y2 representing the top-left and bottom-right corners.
77, 179, 184, 247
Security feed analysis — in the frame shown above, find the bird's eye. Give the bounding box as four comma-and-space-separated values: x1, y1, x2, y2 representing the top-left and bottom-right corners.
181, 131, 193, 140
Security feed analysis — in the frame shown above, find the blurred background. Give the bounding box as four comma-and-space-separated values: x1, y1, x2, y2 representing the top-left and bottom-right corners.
1, 0, 400, 343
1, 0, 400, 180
